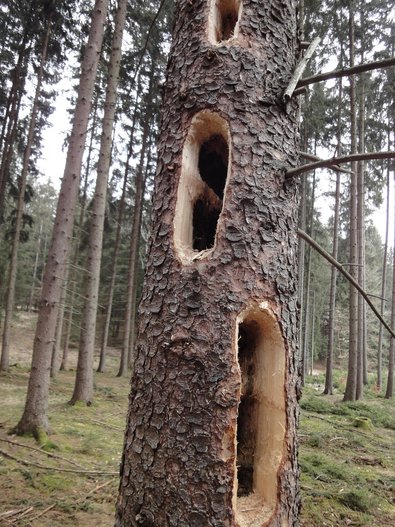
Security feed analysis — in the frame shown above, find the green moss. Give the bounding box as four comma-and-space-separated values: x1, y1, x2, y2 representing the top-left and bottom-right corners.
353, 416, 374, 431
32, 426, 48, 446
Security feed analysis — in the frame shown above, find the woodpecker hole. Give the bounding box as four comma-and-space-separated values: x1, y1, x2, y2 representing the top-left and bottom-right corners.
234, 306, 286, 526
208, 0, 242, 44
174, 111, 231, 263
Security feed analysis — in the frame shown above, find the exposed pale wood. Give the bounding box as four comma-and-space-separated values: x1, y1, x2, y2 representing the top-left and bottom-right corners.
283, 37, 320, 101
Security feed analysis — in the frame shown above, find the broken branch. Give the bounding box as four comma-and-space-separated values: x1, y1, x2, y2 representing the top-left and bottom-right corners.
287, 151, 395, 178
297, 56, 395, 87
283, 37, 321, 101
298, 229, 395, 339
298, 151, 353, 175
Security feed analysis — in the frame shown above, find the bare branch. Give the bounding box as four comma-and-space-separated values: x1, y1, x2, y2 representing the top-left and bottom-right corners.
297, 57, 395, 88
0, 447, 118, 476
283, 37, 321, 101
132, 0, 167, 82
0, 437, 86, 469
298, 229, 395, 339
287, 151, 395, 178
298, 151, 353, 175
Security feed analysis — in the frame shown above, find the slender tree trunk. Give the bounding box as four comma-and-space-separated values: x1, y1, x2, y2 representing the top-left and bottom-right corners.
310, 290, 315, 376
28, 221, 43, 312
344, 6, 359, 402
127, 150, 152, 369
61, 96, 99, 372
0, 16, 52, 372
117, 110, 152, 377
0, 18, 32, 218
324, 177, 341, 394
302, 169, 316, 381
98, 139, 132, 372
116, 1, 300, 524
377, 142, 391, 390
324, 73, 343, 395
51, 262, 69, 377
298, 129, 307, 386
70, 0, 128, 405
384, 173, 395, 399
97, 82, 142, 373
14, 0, 109, 436
356, 15, 367, 395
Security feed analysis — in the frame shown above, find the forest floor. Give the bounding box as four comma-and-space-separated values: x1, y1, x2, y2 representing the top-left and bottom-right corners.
0, 312, 394, 526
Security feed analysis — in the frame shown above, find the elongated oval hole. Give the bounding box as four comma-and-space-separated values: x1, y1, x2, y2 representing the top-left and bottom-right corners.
208, 0, 242, 44
174, 111, 231, 262
234, 307, 286, 525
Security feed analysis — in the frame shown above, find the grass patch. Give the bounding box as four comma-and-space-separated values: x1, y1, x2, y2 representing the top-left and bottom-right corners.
337, 489, 379, 512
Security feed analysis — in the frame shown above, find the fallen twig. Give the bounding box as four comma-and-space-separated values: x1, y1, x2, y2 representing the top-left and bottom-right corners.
0, 437, 86, 469
0, 508, 32, 519
0, 447, 118, 476
89, 418, 123, 431
21, 504, 55, 524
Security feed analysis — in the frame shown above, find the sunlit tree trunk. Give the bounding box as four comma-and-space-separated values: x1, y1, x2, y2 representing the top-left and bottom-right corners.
116, 1, 301, 524
14, 0, 109, 436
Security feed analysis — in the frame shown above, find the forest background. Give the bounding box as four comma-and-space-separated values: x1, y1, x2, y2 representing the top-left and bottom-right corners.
0, 0, 394, 525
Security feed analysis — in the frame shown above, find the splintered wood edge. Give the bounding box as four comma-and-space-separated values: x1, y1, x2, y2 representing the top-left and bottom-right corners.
207, 0, 243, 45
173, 110, 231, 264
233, 302, 286, 527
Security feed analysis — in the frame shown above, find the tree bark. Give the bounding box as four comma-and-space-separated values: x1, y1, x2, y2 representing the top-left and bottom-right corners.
70, 0, 128, 405
14, 0, 109, 435
116, 1, 300, 525
0, 15, 52, 372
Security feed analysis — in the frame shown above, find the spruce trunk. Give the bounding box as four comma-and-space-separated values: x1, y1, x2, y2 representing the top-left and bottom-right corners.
116, 1, 300, 525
